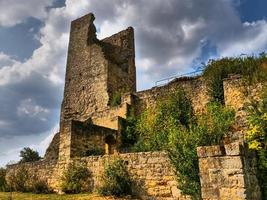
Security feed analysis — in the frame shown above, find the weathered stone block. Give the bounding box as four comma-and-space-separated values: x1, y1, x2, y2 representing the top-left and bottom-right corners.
197, 145, 224, 158
225, 142, 243, 156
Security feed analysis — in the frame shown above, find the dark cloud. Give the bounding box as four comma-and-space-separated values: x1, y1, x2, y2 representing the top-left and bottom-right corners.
0, 72, 62, 138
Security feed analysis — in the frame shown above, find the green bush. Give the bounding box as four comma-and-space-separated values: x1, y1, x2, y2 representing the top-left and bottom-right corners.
0, 168, 8, 192
245, 87, 267, 197
133, 89, 193, 152
61, 162, 91, 194
120, 108, 138, 149
131, 89, 234, 198
6, 165, 30, 192
99, 159, 132, 197
29, 174, 51, 194
168, 102, 234, 198
203, 53, 267, 103
110, 92, 122, 107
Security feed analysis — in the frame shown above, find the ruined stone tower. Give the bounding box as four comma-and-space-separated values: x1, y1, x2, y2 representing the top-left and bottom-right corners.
6, 13, 263, 199
59, 13, 136, 161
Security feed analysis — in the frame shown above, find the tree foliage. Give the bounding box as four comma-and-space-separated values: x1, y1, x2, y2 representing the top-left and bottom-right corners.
19, 147, 41, 163
246, 87, 267, 197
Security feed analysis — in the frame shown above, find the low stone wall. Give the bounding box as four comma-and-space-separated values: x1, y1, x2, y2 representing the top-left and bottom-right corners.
197, 142, 262, 200
77, 151, 190, 200
134, 77, 210, 116
7, 151, 190, 200
6, 159, 60, 190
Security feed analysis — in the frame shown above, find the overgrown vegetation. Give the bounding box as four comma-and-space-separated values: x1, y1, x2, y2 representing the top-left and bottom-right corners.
0, 192, 108, 200
6, 165, 50, 193
110, 92, 122, 107
120, 108, 138, 149
19, 147, 41, 163
0, 168, 8, 192
130, 89, 234, 198
203, 53, 267, 103
245, 87, 267, 197
61, 162, 91, 194
98, 159, 132, 197
6, 165, 29, 192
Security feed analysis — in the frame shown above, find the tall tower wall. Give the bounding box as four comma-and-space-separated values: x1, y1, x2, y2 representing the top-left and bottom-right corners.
59, 13, 136, 161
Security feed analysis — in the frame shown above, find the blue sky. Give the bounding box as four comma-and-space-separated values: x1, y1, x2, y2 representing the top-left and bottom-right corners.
0, 0, 267, 166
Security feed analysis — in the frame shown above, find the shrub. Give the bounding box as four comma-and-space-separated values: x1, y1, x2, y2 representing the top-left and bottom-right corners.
131, 89, 234, 198
6, 165, 51, 193
133, 89, 193, 152
110, 92, 122, 107
0, 168, 8, 192
203, 53, 267, 103
6, 165, 30, 192
61, 162, 91, 194
245, 87, 267, 197
29, 174, 51, 194
99, 159, 132, 197
120, 108, 138, 149
168, 102, 234, 198
19, 147, 41, 163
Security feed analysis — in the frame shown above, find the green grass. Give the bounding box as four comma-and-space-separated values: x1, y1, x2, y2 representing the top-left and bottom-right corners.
0, 192, 114, 200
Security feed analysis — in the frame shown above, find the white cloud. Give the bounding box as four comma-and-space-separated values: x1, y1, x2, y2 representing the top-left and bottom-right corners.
0, 0, 54, 27
0, 124, 59, 167
0, 52, 18, 68
219, 20, 267, 57
17, 98, 50, 121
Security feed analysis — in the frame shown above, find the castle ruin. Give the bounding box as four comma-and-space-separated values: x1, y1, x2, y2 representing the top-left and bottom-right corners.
6, 13, 263, 200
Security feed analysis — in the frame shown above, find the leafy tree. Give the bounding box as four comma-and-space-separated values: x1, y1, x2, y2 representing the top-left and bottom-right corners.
19, 147, 41, 163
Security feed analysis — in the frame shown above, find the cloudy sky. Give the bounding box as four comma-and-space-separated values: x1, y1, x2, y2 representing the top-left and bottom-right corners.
0, 0, 267, 166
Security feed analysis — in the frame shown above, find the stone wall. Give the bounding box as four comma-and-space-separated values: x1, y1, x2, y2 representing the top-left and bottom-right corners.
44, 132, 60, 160
197, 142, 262, 200
134, 77, 210, 116
78, 151, 190, 200
91, 103, 129, 130
71, 120, 118, 157
6, 159, 60, 190
7, 152, 190, 200
223, 75, 266, 142
103, 27, 136, 99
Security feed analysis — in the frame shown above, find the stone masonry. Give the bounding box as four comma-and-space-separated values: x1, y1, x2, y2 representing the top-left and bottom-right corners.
197, 142, 261, 200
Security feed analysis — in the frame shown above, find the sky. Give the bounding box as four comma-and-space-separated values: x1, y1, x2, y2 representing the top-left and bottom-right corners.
0, 0, 267, 166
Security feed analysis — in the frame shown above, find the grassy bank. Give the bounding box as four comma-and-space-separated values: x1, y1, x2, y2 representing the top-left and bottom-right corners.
0, 192, 122, 200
